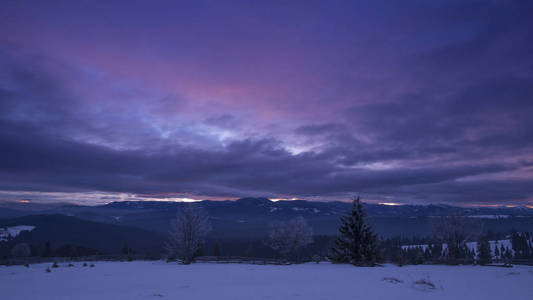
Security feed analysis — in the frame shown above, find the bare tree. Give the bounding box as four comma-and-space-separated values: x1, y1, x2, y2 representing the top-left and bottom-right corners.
432, 213, 482, 262
165, 204, 211, 264
267, 216, 314, 261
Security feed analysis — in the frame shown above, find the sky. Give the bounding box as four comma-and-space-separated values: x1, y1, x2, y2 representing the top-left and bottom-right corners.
0, 0, 532, 206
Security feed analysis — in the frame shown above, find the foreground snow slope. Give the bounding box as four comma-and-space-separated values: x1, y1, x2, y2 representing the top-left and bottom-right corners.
1, 261, 532, 300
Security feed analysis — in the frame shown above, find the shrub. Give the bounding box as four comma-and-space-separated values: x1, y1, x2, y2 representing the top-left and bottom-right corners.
395, 255, 403, 267
312, 254, 321, 264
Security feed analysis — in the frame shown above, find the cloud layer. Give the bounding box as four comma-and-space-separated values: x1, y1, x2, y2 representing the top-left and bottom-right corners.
0, 0, 532, 205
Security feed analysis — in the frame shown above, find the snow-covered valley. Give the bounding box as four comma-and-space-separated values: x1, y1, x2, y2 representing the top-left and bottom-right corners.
1, 261, 532, 300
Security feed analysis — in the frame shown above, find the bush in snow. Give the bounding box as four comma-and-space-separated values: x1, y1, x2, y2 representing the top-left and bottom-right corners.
383, 277, 403, 284
414, 278, 436, 289
312, 254, 321, 264
165, 204, 211, 264
11, 243, 31, 258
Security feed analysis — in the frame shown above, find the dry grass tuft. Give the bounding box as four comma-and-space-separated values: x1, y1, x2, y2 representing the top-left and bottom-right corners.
414, 279, 436, 289
383, 277, 403, 284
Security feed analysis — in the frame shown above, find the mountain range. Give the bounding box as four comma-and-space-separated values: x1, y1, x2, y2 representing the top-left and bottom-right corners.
1, 198, 533, 255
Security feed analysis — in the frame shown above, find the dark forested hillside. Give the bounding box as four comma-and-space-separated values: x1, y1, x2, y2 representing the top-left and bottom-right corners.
0, 214, 164, 257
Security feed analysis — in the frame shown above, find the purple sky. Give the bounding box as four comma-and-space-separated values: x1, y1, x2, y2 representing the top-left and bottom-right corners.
1, 0, 532, 206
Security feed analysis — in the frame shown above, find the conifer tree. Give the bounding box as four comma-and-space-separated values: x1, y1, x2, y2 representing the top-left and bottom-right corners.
477, 236, 492, 265
43, 240, 52, 257
330, 196, 378, 266
122, 242, 130, 255
504, 247, 513, 261
431, 243, 443, 261
494, 242, 500, 260
214, 241, 222, 257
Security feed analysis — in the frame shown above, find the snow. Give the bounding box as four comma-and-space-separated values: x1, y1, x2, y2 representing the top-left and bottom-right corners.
289, 207, 321, 213
402, 244, 430, 251
0, 225, 36, 242
1, 262, 532, 299
467, 215, 509, 219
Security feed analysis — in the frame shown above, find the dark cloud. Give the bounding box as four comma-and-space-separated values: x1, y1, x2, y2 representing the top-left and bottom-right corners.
0, 113, 523, 203
0, 1, 532, 205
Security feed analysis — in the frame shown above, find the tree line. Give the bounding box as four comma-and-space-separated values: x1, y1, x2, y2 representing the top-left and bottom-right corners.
164, 197, 533, 266
3, 197, 533, 267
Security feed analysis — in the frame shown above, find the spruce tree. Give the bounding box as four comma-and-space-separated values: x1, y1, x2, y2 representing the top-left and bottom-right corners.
43, 240, 52, 257
494, 243, 500, 260
330, 196, 378, 266
477, 236, 492, 265
214, 241, 222, 257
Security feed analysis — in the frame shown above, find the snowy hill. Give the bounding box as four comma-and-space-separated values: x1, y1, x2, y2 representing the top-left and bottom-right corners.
0, 225, 35, 242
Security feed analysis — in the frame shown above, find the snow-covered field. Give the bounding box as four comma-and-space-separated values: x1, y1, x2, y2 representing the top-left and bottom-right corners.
1, 261, 532, 300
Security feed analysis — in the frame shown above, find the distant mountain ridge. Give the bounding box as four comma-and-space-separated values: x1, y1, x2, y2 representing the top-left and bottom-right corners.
3, 197, 533, 217
1, 198, 532, 239
102, 197, 533, 218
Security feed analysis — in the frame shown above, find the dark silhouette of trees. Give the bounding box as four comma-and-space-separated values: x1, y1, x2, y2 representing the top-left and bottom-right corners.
432, 213, 482, 263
